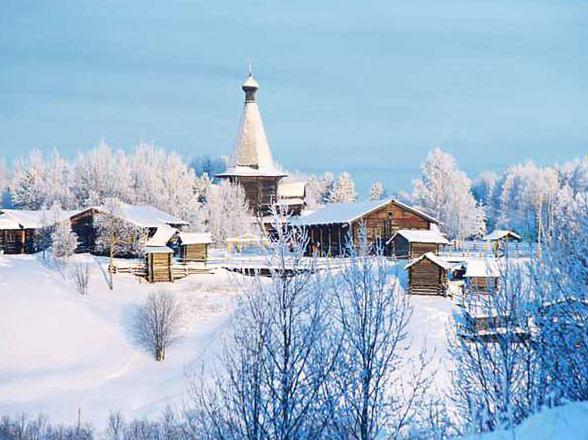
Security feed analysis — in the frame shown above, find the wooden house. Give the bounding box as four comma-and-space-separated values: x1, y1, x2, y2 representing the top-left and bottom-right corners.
177, 232, 212, 262
216, 72, 287, 215
387, 227, 449, 259
463, 259, 501, 294
405, 252, 452, 296
70, 204, 188, 256
145, 246, 173, 283
0, 208, 74, 254
291, 198, 439, 257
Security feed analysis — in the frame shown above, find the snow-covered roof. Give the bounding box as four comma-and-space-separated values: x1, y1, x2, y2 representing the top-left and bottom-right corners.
0, 208, 78, 229
144, 246, 173, 254
216, 73, 287, 179
82, 204, 188, 228
226, 232, 270, 244
178, 232, 212, 245
388, 228, 449, 245
278, 181, 306, 199
145, 226, 177, 247
276, 198, 305, 206
483, 229, 522, 241
405, 252, 453, 271
464, 259, 501, 278
290, 198, 438, 227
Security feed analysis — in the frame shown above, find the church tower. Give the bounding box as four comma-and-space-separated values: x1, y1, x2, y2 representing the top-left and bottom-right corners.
217, 70, 287, 215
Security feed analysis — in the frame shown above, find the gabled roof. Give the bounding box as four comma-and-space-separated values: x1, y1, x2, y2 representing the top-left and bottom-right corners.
76, 204, 188, 228
178, 232, 212, 245
483, 229, 522, 241
0, 208, 78, 229
145, 226, 177, 247
217, 73, 287, 179
405, 252, 452, 271
387, 228, 449, 245
290, 198, 438, 227
464, 259, 501, 278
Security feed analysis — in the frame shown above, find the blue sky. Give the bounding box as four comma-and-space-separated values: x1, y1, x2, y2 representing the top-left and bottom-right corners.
1, 0, 587, 195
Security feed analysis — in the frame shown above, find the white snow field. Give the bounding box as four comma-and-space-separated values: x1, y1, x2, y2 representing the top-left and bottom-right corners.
0, 253, 238, 426
0, 253, 456, 428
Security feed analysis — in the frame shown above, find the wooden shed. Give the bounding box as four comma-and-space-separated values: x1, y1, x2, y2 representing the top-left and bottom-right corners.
145, 246, 173, 283
405, 252, 452, 296
464, 259, 500, 294
276, 181, 307, 216
290, 198, 439, 257
387, 228, 449, 259
177, 232, 212, 263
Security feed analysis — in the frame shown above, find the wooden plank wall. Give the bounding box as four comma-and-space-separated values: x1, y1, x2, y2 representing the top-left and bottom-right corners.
147, 253, 172, 283
179, 243, 208, 262
408, 259, 448, 295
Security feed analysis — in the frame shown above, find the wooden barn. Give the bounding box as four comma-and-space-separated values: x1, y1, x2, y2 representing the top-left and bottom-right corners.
216, 72, 287, 215
70, 204, 188, 256
177, 232, 212, 263
145, 246, 173, 283
0, 208, 74, 254
405, 252, 452, 296
463, 259, 501, 294
290, 198, 439, 256
387, 228, 449, 259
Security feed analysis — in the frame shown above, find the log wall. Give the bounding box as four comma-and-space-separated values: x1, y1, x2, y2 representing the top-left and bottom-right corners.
408, 258, 448, 295
146, 252, 172, 283
179, 243, 208, 262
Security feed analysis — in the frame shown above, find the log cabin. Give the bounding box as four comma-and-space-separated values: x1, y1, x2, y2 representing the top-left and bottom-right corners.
70, 204, 188, 256
405, 252, 452, 295
0, 208, 75, 254
463, 259, 501, 294
290, 198, 439, 256
177, 232, 212, 263
387, 227, 449, 259
216, 72, 287, 215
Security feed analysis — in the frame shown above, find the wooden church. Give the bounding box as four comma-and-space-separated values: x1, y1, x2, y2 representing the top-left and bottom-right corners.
216, 71, 287, 215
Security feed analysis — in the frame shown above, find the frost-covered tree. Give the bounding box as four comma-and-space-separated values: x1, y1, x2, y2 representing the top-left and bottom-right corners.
495, 162, 560, 239
190, 155, 227, 180
191, 209, 339, 439
368, 180, 385, 201
135, 291, 180, 362
449, 262, 537, 434
327, 171, 357, 203
74, 140, 133, 206
10, 151, 46, 209
412, 148, 478, 239
472, 202, 487, 239
95, 198, 145, 290
327, 231, 430, 439
202, 180, 254, 245
51, 220, 79, 261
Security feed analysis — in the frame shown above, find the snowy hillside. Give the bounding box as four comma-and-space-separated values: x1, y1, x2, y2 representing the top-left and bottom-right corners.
463, 402, 588, 440
0, 253, 237, 425
0, 253, 456, 428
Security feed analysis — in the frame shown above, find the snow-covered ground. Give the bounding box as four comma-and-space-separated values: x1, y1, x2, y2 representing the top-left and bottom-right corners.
0, 253, 238, 426
462, 401, 588, 440
0, 253, 457, 428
